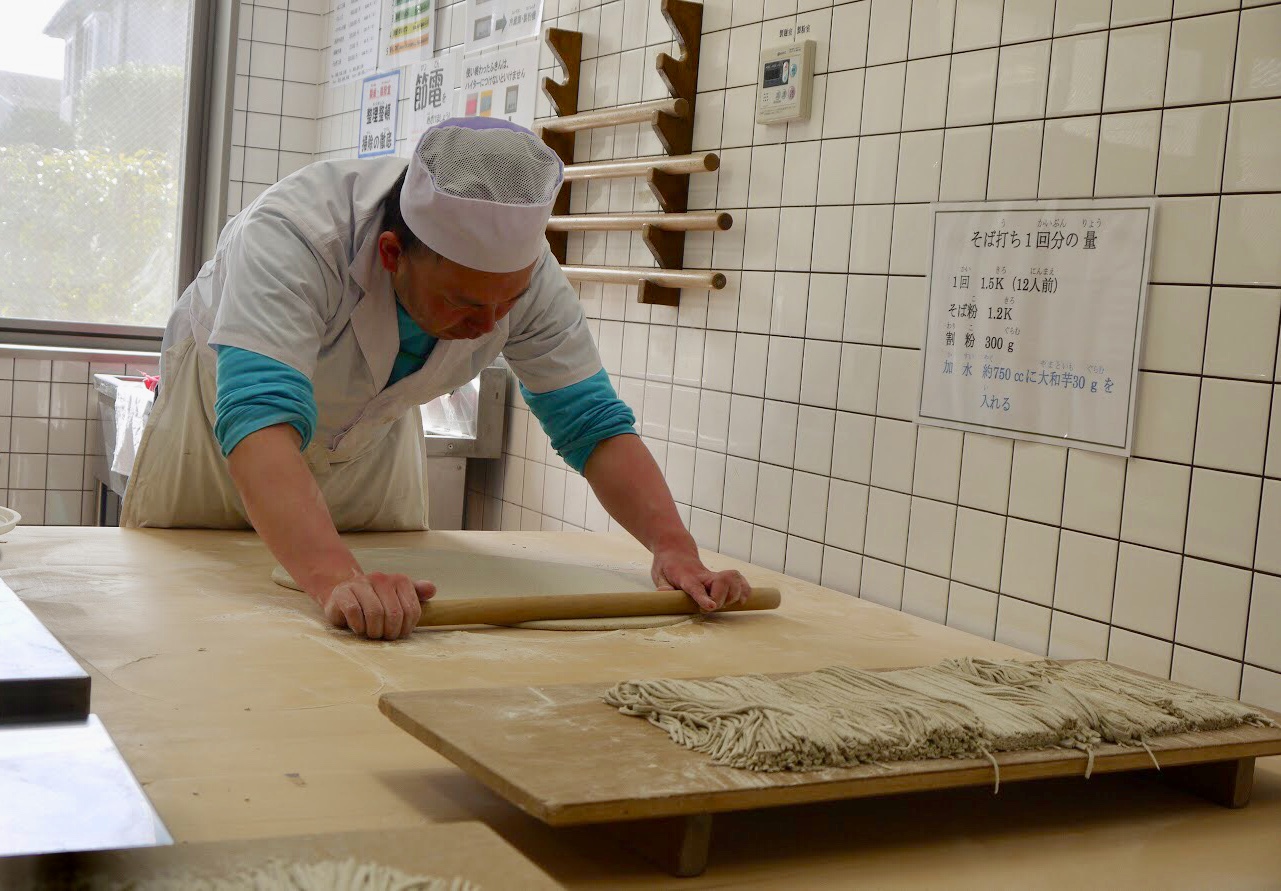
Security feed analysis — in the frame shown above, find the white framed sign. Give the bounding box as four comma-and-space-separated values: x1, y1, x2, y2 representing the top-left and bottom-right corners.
916, 199, 1157, 456
381, 0, 435, 65
463, 0, 543, 54
460, 40, 540, 129
358, 70, 400, 158
328, 0, 382, 86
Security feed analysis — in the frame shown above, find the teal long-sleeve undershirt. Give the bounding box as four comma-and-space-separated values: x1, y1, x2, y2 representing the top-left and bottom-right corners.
213, 346, 318, 456
213, 302, 635, 471
520, 369, 636, 473
390, 299, 437, 384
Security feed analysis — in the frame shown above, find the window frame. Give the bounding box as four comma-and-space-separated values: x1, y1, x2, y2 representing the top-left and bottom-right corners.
0, 0, 238, 352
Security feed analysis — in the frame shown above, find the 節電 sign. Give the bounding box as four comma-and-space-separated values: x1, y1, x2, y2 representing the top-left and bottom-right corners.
401, 51, 458, 157
916, 199, 1156, 456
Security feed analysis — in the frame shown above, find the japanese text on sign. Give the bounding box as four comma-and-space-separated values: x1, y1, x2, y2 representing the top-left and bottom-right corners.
916, 200, 1156, 456
464, 57, 527, 87
463, 0, 543, 53
358, 70, 400, 158
460, 40, 540, 129
401, 51, 458, 157
329, 0, 381, 86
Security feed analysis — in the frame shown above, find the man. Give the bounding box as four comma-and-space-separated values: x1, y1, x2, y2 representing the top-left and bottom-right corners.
122, 117, 749, 639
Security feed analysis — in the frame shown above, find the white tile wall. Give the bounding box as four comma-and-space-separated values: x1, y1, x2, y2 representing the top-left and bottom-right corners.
226, 0, 322, 220
274, 0, 1281, 709
0, 356, 158, 526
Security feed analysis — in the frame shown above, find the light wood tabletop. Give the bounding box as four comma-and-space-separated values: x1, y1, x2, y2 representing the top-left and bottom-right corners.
4, 527, 1279, 889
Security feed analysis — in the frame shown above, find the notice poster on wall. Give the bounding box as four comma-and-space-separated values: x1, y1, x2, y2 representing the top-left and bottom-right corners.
401, 51, 459, 156
382, 0, 434, 65
463, 0, 543, 54
328, 0, 382, 86
358, 70, 400, 157
916, 199, 1156, 456
459, 40, 540, 130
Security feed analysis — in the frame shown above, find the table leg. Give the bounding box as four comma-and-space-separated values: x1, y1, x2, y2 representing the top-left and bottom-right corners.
1163, 757, 1255, 808
611, 813, 713, 878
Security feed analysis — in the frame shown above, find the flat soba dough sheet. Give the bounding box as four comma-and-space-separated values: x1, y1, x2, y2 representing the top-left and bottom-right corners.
271, 547, 696, 631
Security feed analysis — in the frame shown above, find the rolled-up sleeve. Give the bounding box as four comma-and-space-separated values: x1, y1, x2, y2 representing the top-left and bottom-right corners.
502, 255, 634, 473
214, 347, 318, 456
520, 369, 636, 473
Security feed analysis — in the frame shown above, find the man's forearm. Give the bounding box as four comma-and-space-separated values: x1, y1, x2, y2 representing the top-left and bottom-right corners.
226, 424, 360, 600
582, 433, 696, 555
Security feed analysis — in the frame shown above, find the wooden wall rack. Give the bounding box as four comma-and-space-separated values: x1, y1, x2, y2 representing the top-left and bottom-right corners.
538, 0, 731, 306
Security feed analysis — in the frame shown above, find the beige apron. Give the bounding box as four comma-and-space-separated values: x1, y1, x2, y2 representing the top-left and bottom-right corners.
120, 338, 428, 531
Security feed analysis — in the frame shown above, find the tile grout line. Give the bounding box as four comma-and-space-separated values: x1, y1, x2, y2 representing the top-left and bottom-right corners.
1221, 6, 1253, 698
877, 0, 916, 612
1095, 0, 1125, 663
1169, 0, 1231, 687
853, 1, 878, 601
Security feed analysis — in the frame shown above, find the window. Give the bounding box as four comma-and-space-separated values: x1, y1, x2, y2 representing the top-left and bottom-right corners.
0, 0, 209, 340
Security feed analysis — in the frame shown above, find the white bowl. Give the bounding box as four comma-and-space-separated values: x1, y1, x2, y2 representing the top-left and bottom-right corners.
0, 506, 22, 536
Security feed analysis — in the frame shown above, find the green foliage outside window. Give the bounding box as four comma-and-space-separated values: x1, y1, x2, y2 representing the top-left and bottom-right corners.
0, 64, 183, 326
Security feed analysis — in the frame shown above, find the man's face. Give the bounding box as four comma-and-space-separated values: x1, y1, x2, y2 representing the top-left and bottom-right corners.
378, 232, 535, 340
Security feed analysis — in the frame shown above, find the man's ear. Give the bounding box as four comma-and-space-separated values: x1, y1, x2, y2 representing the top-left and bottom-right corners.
377, 231, 403, 272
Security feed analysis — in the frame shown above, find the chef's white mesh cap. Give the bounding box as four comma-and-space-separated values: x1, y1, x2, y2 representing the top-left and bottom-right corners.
401, 117, 564, 274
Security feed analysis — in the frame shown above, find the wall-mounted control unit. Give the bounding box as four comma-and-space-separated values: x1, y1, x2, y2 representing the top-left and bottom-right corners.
755, 40, 816, 125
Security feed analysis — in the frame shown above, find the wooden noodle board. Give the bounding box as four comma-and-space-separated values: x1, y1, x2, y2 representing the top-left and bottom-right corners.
380, 671, 1281, 828
0, 825, 562, 889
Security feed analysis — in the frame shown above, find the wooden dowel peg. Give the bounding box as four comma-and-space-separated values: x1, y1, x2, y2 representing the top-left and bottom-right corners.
547, 211, 731, 232
562, 153, 719, 181
561, 265, 728, 291
539, 98, 688, 134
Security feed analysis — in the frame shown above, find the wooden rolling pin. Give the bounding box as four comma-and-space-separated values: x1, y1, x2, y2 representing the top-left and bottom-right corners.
416, 587, 781, 627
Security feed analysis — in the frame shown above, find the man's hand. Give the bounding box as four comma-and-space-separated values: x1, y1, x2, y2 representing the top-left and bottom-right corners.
320, 572, 436, 640
227, 425, 434, 642
582, 434, 752, 613
652, 544, 751, 612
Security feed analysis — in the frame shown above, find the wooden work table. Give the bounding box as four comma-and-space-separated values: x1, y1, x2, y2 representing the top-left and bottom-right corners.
5, 527, 1279, 888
